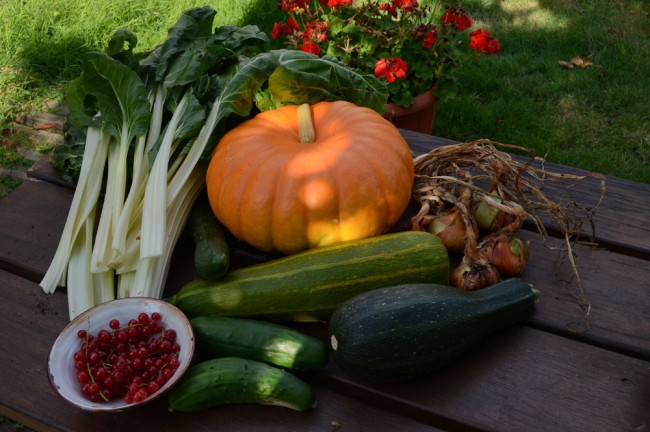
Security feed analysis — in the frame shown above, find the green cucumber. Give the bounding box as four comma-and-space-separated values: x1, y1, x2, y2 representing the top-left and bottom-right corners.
168, 231, 450, 321
191, 316, 328, 371
189, 196, 230, 280
328, 278, 540, 383
167, 357, 316, 412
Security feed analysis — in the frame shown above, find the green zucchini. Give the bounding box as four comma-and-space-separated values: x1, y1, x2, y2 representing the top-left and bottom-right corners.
168, 357, 316, 412
168, 231, 450, 321
189, 196, 230, 280
191, 316, 329, 371
328, 278, 540, 383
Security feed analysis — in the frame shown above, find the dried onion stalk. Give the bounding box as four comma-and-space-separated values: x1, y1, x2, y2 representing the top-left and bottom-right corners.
411, 139, 606, 332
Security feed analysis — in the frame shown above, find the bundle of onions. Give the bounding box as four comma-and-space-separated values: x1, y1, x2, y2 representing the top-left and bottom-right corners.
411, 139, 606, 324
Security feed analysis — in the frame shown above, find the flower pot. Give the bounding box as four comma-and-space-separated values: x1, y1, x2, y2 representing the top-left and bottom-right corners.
383, 87, 438, 135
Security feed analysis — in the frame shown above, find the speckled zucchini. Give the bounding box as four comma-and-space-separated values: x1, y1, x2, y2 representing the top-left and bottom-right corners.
168, 231, 450, 321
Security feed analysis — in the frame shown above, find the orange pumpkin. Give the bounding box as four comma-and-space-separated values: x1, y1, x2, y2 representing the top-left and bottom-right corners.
206, 101, 414, 254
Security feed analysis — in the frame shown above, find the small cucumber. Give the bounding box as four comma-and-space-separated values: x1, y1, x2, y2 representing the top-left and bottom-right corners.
191, 316, 329, 371
189, 196, 230, 280
328, 278, 540, 383
168, 357, 317, 412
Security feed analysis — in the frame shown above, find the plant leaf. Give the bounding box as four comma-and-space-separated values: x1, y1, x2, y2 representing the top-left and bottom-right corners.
141, 6, 217, 84
268, 51, 389, 112
77, 52, 151, 143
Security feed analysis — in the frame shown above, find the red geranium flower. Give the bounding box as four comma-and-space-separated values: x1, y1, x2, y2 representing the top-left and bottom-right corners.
271, 18, 300, 39
441, 11, 472, 31
301, 41, 321, 55
319, 0, 352, 6
484, 38, 501, 54
303, 19, 329, 43
470, 29, 500, 54
374, 57, 408, 83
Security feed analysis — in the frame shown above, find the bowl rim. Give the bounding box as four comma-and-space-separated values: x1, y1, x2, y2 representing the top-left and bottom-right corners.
47, 297, 195, 412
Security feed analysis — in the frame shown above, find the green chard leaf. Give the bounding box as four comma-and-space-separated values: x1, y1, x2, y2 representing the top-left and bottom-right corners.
214, 25, 270, 55
265, 50, 389, 112
76, 52, 151, 143
148, 6, 217, 83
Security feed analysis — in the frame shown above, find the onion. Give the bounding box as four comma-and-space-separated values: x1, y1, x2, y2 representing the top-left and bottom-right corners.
474, 198, 514, 232
478, 231, 530, 278
427, 206, 466, 252
450, 254, 501, 291
473, 194, 525, 233
449, 198, 501, 291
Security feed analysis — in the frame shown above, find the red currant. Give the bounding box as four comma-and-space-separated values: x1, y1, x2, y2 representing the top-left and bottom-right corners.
146, 381, 160, 394
76, 371, 90, 384
71, 311, 181, 404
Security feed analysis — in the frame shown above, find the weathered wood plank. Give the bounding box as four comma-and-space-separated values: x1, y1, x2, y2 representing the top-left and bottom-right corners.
519, 229, 650, 359
0, 180, 72, 282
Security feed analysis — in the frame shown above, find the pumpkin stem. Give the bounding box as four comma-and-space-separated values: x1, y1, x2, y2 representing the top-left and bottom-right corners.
297, 103, 316, 144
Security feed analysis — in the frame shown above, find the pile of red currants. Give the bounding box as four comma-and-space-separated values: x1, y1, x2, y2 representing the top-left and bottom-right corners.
73, 311, 181, 404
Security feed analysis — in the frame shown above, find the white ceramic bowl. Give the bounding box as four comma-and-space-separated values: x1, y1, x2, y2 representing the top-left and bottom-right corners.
47, 297, 195, 412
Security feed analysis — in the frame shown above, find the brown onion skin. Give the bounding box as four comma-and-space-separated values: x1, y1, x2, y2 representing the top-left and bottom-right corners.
428, 207, 466, 253
450, 256, 501, 291
478, 232, 530, 278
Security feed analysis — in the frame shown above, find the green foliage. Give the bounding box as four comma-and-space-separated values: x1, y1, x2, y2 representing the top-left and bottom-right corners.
0, 175, 22, 200
431, 0, 650, 183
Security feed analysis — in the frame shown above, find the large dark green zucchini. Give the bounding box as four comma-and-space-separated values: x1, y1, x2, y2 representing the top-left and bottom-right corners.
168, 357, 316, 412
168, 231, 450, 321
191, 316, 329, 371
328, 278, 540, 383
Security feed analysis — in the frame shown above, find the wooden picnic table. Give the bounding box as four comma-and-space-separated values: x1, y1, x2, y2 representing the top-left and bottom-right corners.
0, 130, 648, 432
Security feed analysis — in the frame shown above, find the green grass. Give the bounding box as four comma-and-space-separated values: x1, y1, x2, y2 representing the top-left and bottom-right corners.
0, 0, 648, 189
0, 0, 281, 123
433, 0, 650, 182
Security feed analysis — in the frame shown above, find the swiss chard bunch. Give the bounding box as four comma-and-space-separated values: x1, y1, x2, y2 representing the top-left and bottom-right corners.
43, 6, 388, 320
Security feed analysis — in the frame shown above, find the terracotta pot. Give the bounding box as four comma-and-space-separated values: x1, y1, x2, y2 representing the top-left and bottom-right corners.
383, 87, 438, 135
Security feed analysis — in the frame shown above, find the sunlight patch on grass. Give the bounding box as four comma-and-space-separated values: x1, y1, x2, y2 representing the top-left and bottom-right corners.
495, 0, 570, 30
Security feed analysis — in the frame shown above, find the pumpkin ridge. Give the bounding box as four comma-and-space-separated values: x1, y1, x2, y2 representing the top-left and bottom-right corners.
333, 113, 413, 226
237, 150, 287, 252
309, 140, 343, 246
337, 142, 391, 224
270, 151, 308, 253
